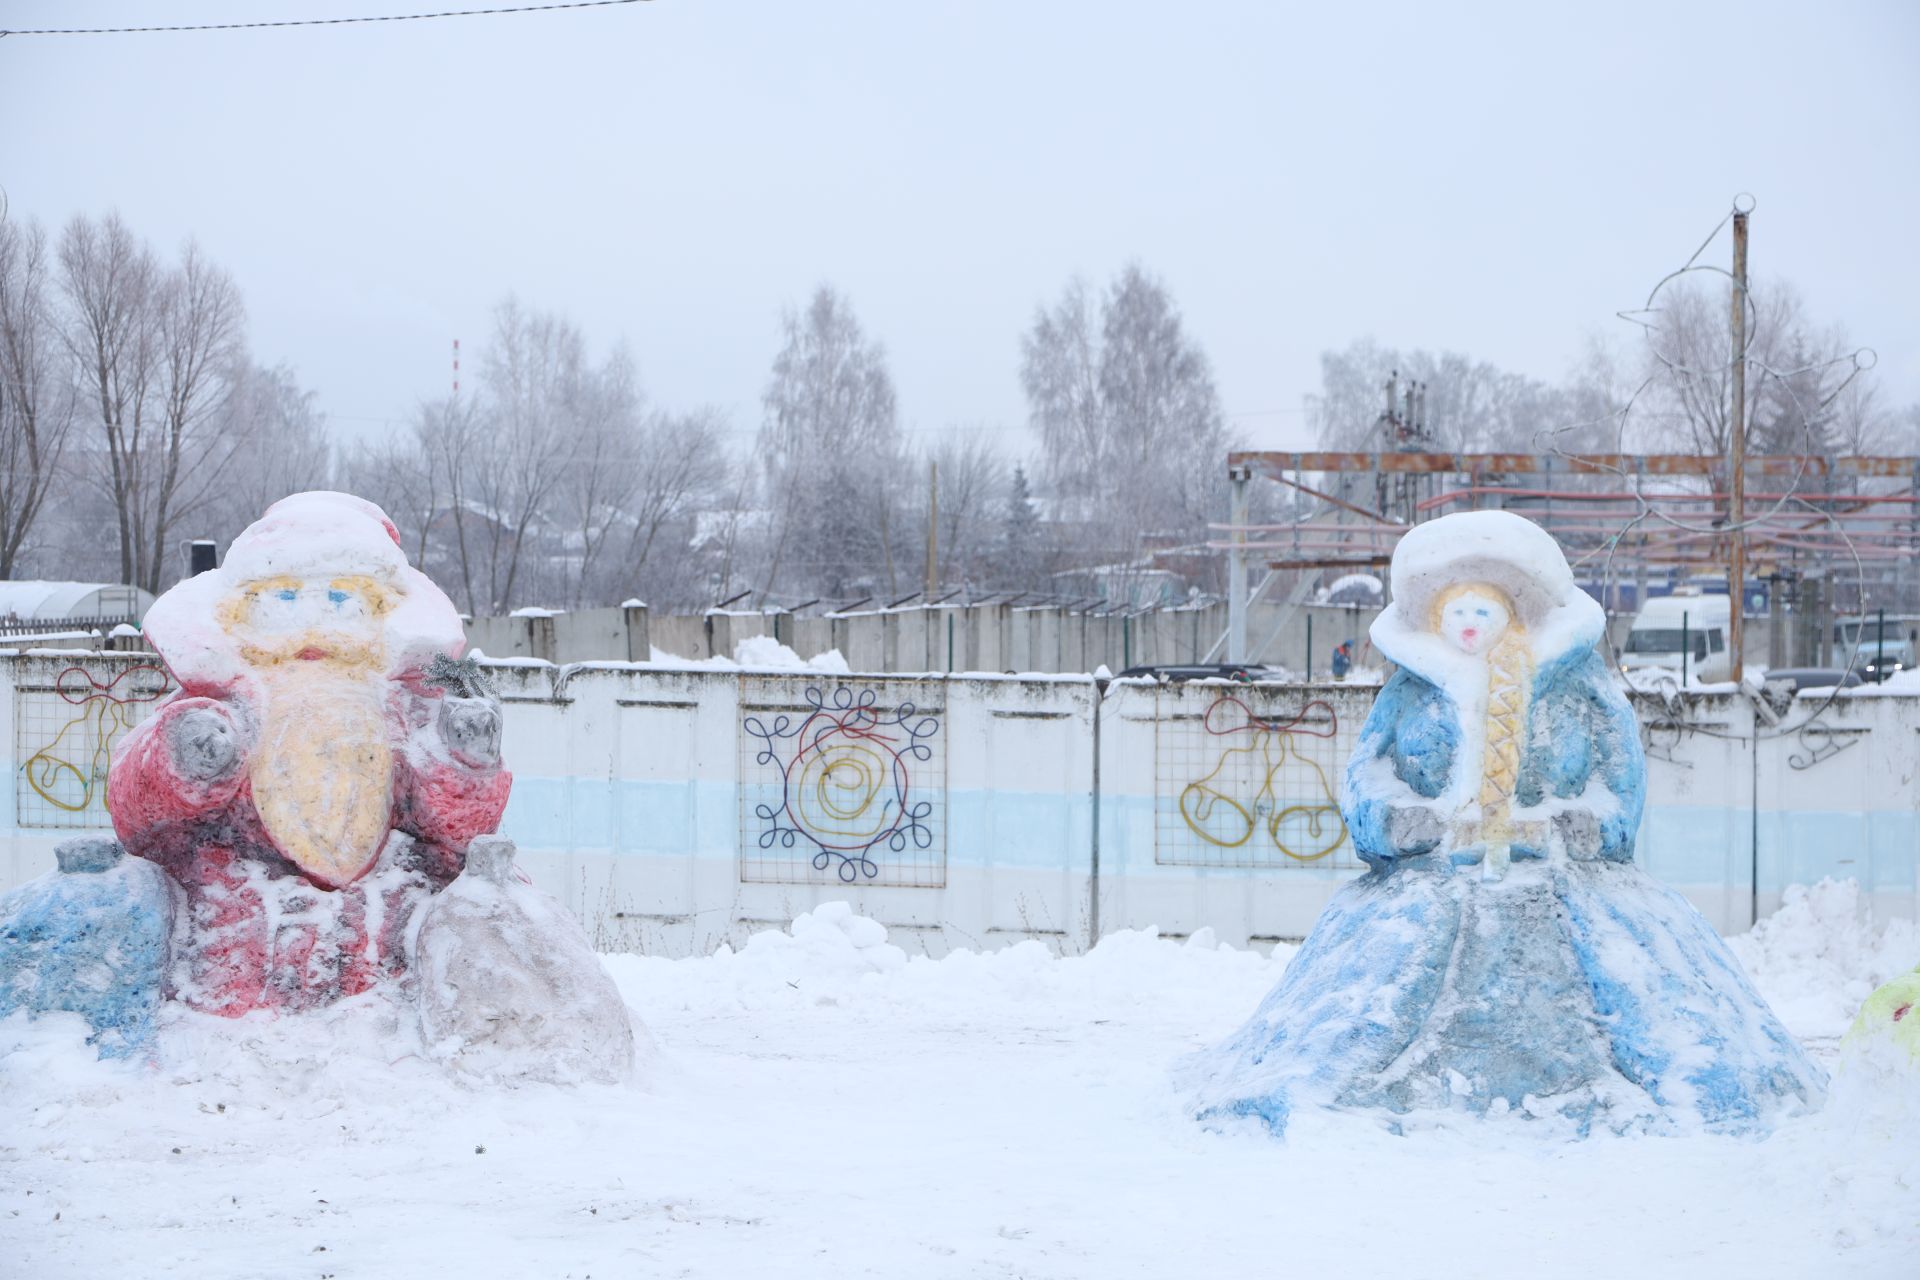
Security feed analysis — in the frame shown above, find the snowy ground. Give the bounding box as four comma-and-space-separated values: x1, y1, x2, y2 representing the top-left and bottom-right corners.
4, 882, 1916, 1279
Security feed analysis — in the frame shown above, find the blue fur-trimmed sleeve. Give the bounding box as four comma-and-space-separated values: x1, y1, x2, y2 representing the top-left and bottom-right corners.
1344, 669, 1455, 870
1581, 649, 1646, 861
1523, 647, 1645, 862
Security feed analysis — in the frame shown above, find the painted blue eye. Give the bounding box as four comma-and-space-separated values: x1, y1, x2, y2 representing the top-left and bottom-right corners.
328, 589, 348, 606
276, 589, 298, 602
1475, 607, 1489, 617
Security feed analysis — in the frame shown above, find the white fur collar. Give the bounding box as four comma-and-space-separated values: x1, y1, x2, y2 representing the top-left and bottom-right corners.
1369, 589, 1605, 697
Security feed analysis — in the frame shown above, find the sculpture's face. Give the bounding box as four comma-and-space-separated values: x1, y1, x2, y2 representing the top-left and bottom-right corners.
1440, 588, 1510, 657
222, 574, 393, 673
218, 573, 399, 887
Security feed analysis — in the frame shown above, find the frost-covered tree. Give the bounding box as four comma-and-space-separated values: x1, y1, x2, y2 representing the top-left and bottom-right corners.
459, 298, 594, 611
0, 212, 75, 577
1307, 339, 1580, 455
905, 434, 1005, 597
758, 286, 902, 601
207, 361, 332, 546
341, 415, 441, 570
58, 216, 249, 592
347, 297, 734, 615
997, 462, 1044, 590
542, 343, 643, 610
1022, 265, 1227, 584
1629, 277, 1883, 463
605, 406, 729, 608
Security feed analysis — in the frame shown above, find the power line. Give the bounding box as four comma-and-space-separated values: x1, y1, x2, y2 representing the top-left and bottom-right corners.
0, 0, 646, 39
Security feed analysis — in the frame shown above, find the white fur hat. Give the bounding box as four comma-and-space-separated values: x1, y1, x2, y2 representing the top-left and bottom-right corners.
143, 491, 466, 692
1370, 510, 1605, 677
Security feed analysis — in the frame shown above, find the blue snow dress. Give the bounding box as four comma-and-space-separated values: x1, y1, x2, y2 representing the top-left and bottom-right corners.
1180, 512, 1825, 1138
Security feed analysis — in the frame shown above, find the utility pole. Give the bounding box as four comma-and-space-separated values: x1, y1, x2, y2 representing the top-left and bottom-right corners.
925, 460, 939, 598
1729, 203, 1750, 683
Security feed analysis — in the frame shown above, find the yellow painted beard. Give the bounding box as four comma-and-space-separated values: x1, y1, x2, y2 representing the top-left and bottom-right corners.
248, 667, 395, 888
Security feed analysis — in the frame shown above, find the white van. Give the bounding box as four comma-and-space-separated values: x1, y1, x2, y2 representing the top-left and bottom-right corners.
1620, 593, 1732, 683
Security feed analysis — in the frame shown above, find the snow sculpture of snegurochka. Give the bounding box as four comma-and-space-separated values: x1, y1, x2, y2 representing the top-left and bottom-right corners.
1183, 510, 1825, 1137
0, 492, 636, 1080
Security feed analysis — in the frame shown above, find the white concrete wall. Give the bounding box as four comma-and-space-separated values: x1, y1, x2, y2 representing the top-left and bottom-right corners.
1, 652, 1914, 957
457, 663, 1099, 958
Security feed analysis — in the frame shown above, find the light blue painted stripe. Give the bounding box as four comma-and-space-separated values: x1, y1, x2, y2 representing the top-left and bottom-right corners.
1639, 804, 1918, 895
500, 777, 1100, 871
1638, 805, 1749, 887
11, 759, 1911, 901
389, 777, 1920, 894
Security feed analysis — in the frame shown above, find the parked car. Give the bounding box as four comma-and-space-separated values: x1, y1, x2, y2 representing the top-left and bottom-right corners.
1855, 639, 1915, 684
1112, 663, 1276, 682
1760, 667, 1865, 694
1834, 616, 1919, 683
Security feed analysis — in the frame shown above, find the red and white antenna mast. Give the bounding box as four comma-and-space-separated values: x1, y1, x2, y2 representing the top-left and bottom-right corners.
452, 338, 461, 398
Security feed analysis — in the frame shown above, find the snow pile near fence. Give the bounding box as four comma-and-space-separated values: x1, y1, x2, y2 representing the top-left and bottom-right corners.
1727, 877, 1920, 1041
4, 885, 1915, 1279
604, 904, 1287, 1019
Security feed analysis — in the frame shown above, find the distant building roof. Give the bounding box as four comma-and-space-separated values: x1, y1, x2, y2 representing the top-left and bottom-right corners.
0, 581, 155, 622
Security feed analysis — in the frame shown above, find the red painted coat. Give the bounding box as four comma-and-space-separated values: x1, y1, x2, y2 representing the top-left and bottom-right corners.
109, 672, 511, 1016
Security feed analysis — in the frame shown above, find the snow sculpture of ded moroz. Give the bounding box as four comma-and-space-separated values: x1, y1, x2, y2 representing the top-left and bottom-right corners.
1183, 510, 1825, 1137
0, 492, 635, 1080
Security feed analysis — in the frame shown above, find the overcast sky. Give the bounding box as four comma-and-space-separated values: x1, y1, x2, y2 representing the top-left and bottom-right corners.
3, 0, 1916, 456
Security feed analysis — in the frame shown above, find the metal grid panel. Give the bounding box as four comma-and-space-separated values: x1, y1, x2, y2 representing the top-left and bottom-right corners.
1154, 683, 1362, 869
15, 661, 173, 828
738, 675, 947, 887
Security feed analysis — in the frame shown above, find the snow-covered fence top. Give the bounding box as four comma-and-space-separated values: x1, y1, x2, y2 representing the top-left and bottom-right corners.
0, 652, 1914, 955
463, 598, 1383, 676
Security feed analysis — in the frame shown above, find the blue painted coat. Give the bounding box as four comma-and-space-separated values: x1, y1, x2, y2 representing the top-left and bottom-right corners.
1344, 646, 1646, 870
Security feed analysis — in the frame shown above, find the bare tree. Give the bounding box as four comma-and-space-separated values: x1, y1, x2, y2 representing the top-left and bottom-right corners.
360, 299, 732, 615
915, 434, 1006, 593
1021, 277, 1104, 518
412, 394, 484, 614
464, 298, 593, 611
1097, 266, 1227, 536
606, 406, 727, 605
759, 285, 901, 601
142, 243, 246, 590
1632, 277, 1861, 459
209, 360, 331, 541
1306, 339, 1583, 454
706, 456, 758, 609
58, 213, 159, 587
0, 212, 75, 576
1022, 265, 1227, 595
342, 421, 439, 568
58, 217, 246, 592
547, 345, 643, 609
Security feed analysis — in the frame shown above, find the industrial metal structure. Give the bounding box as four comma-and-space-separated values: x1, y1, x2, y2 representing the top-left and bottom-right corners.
1216, 450, 1920, 666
